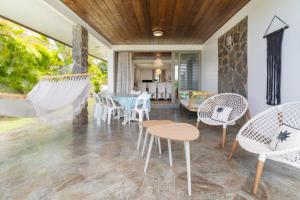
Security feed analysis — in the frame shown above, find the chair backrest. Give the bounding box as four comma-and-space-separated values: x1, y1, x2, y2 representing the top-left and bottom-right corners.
198, 93, 248, 123
138, 82, 147, 92
148, 82, 157, 93
98, 93, 106, 105
238, 102, 300, 145
136, 91, 142, 95
93, 93, 100, 103
105, 95, 117, 108
157, 82, 166, 93
145, 93, 151, 110
166, 82, 172, 94
134, 93, 149, 110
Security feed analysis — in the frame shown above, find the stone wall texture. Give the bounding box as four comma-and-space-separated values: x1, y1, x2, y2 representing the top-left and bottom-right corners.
72, 25, 88, 125
72, 25, 88, 73
218, 17, 248, 97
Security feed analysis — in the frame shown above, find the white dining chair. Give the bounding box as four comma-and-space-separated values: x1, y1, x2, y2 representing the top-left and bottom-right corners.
148, 82, 157, 100
138, 82, 147, 92
93, 93, 101, 124
131, 92, 151, 123
105, 95, 125, 125
157, 82, 166, 100
99, 93, 108, 121
166, 82, 172, 100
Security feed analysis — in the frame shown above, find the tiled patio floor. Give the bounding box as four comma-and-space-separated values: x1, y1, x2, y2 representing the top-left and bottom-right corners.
0, 108, 299, 199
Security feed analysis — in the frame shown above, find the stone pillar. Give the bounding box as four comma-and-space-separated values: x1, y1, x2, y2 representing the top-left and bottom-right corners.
72, 25, 88, 125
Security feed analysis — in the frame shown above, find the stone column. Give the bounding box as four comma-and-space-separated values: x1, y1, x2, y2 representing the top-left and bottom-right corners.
72, 25, 88, 125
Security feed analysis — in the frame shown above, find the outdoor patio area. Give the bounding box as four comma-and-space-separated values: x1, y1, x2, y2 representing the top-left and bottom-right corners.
1, 0, 300, 199
1, 107, 299, 200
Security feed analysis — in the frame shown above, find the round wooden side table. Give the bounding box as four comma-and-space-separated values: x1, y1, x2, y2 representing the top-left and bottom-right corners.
138, 120, 174, 157
144, 123, 199, 196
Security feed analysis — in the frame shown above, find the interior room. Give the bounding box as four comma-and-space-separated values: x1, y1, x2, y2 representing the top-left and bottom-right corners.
133, 52, 173, 103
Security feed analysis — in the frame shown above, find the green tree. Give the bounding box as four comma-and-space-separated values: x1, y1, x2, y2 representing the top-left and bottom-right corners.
0, 18, 107, 94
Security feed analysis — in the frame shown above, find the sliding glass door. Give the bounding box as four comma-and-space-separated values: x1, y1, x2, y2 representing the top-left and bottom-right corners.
179, 52, 200, 90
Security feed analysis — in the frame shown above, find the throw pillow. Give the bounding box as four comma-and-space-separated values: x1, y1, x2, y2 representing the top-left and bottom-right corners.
211, 106, 233, 123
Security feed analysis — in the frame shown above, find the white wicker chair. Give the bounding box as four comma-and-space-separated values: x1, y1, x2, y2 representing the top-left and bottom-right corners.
228, 102, 300, 195
197, 93, 248, 148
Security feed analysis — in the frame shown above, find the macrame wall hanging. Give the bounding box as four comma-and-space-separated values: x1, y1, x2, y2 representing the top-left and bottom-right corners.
263, 15, 289, 105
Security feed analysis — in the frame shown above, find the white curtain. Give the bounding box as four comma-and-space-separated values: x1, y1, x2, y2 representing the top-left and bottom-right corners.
135, 67, 141, 86
116, 52, 133, 93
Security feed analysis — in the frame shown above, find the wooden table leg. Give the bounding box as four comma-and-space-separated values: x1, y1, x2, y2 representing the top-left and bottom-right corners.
228, 139, 238, 160
222, 127, 227, 148
167, 139, 173, 167
144, 135, 154, 173
184, 141, 191, 196
137, 126, 143, 150
253, 160, 265, 195
141, 129, 149, 157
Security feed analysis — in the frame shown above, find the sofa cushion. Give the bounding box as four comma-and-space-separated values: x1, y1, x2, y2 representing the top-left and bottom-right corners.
191, 91, 208, 96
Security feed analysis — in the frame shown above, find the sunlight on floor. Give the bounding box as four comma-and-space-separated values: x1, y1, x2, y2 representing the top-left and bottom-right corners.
0, 117, 36, 133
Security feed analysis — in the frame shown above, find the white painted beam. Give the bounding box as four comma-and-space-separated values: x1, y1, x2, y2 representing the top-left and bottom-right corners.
112, 45, 203, 52
107, 49, 115, 93
43, 0, 111, 48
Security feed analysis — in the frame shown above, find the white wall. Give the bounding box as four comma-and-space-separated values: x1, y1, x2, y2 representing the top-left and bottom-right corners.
140, 69, 153, 81
201, 0, 300, 115
107, 49, 115, 93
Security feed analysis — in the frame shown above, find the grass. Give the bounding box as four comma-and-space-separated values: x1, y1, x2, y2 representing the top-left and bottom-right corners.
0, 116, 36, 133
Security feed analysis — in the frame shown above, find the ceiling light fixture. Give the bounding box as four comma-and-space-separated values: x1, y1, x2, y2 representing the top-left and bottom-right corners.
155, 68, 162, 75
154, 53, 163, 68
152, 27, 164, 37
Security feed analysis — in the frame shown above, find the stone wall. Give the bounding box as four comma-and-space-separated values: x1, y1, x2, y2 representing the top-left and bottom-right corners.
218, 17, 248, 97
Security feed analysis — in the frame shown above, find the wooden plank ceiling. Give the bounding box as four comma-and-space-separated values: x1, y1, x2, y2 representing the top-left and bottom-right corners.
63, 0, 249, 45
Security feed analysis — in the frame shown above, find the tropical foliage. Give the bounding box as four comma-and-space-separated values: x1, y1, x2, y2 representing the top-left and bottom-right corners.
0, 18, 107, 94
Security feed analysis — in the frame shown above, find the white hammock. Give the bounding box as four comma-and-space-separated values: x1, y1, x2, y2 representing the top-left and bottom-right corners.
0, 74, 90, 124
